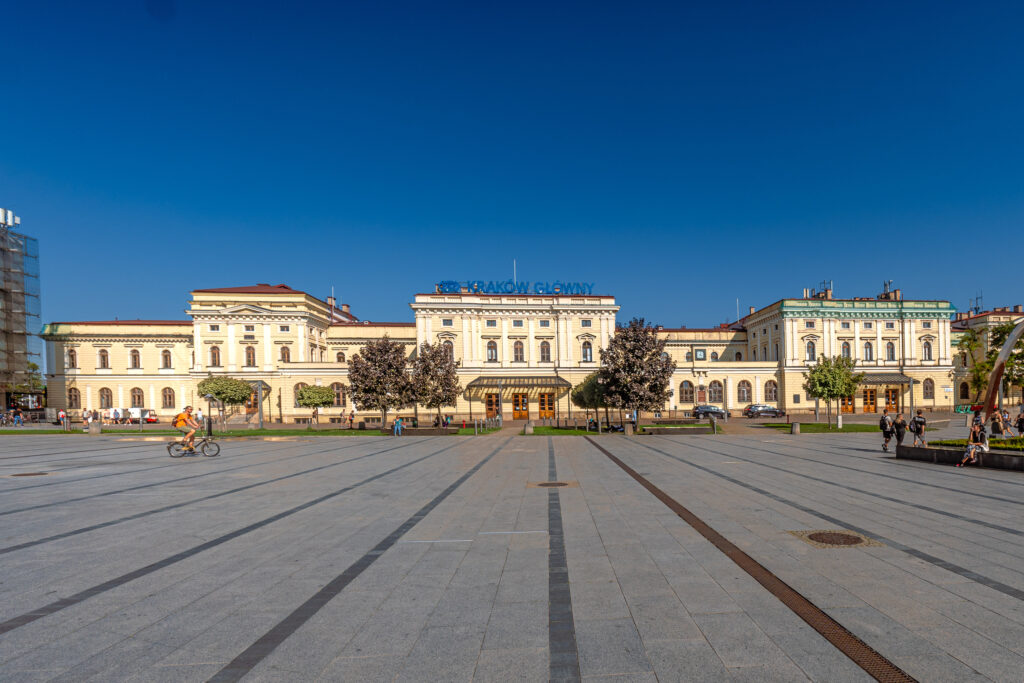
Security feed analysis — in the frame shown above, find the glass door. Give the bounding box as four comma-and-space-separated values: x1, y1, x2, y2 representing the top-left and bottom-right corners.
538, 393, 554, 419
862, 389, 877, 413
485, 393, 500, 418
512, 393, 529, 419
840, 395, 855, 413
885, 388, 899, 411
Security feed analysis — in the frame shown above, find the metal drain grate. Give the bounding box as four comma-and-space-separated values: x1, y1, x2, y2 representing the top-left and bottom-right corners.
10, 472, 50, 477
790, 529, 882, 549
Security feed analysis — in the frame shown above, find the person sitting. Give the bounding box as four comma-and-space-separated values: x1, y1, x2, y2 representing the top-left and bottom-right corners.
958, 423, 988, 467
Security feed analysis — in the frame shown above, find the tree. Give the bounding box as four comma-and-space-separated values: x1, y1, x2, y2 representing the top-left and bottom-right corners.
802, 356, 864, 428
957, 328, 990, 402
986, 321, 1024, 405
197, 375, 254, 428
296, 385, 336, 426
571, 372, 610, 428
9, 361, 43, 392
599, 318, 676, 423
347, 336, 413, 428
410, 342, 462, 423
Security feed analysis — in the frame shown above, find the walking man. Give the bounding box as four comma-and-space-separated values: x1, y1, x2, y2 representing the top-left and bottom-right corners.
911, 409, 927, 447
879, 409, 894, 451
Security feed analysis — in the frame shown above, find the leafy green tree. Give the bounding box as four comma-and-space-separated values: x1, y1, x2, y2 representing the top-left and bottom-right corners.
802, 356, 864, 428
986, 321, 1024, 404
599, 318, 676, 422
571, 372, 610, 428
296, 384, 336, 425
347, 336, 413, 427
957, 328, 990, 402
197, 375, 253, 426
410, 342, 462, 423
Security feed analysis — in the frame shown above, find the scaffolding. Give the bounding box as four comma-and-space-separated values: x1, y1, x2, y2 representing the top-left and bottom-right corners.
0, 208, 42, 408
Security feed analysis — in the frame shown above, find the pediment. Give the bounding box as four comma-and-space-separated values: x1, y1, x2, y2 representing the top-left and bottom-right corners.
220, 304, 275, 316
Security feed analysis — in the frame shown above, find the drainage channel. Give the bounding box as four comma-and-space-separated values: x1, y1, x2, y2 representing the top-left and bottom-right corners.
584, 436, 916, 683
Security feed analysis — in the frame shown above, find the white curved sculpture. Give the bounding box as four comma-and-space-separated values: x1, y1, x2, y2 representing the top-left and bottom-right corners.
982, 318, 1024, 422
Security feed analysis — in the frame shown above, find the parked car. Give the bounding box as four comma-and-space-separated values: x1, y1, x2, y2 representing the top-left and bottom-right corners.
693, 405, 727, 419
123, 408, 160, 424
742, 404, 786, 418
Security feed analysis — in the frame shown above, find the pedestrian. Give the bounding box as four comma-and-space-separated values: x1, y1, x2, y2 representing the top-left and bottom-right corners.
58, 408, 66, 428
879, 409, 894, 452
13, 407, 22, 427
1001, 409, 1015, 437
393, 416, 403, 436
958, 423, 988, 466
991, 411, 1006, 439
196, 407, 204, 423
112, 408, 120, 425
312, 406, 319, 424
911, 409, 927, 447
1016, 409, 1024, 438
349, 410, 355, 428
893, 413, 907, 447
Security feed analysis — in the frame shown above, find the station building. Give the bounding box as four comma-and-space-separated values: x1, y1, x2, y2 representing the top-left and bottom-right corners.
42, 282, 986, 424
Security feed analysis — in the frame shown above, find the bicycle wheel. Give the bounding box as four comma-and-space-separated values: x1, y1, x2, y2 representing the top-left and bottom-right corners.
201, 441, 221, 457
168, 442, 187, 458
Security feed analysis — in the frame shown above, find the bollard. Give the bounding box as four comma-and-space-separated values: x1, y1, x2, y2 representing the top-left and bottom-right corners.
624, 422, 633, 436
709, 416, 716, 434
791, 422, 800, 434
837, 415, 843, 430
87, 421, 102, 435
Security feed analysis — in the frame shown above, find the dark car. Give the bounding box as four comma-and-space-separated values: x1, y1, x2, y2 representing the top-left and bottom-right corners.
693, 405, 727, 419
743, 404, 786, 418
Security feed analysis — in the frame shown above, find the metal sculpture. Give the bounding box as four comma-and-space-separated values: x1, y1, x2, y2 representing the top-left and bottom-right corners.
981, 318, 1024, 422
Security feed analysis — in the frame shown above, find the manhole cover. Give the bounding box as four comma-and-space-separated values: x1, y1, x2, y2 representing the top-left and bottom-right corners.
527, 481, 579, 489
807, 531, 863, 546
11, 472, 50, 477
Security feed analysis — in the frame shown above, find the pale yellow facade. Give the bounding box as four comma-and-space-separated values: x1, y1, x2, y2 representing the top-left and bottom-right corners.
42, 283, 978, 423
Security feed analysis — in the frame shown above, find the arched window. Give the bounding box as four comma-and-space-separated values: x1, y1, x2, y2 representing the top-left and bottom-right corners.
130, 387, 144, 408
99, 387, 113, 409
922, 341, 932, 361
923, 379, 934, 399
581, 341, 592, 362
735, 352, 742, 361
161, 350, 172, 368
280, 346, 291, 363
708, 381, 724, 403
294, 382, 308, 407
680, 381, 694, 403
959, 382, 969, 400
68, 387, 81, 408
841, 342, 851, 359
710, 351, 719, 361
765, 380, 778, 402
863, 342, 873, 361
210, 346, 221, 366
130, 349, 141, 369
806, 341, 816, 362
162, 387, 175, 409
336, 352, 345, 363
245, 347, 256, 367
540, 341, 551, 363
514, 341, 525, 362
486, 341, 498, 362
886, 342, 896, 361
443, 340, 454, 361
331, 382, 345, 407
67, 349, 77, 369
737, 380, 751, 402
685, 351, 693, 361
98, 349, 110, 369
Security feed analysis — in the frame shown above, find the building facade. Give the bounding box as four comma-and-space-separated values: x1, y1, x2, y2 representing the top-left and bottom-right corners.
43, 282, 989, 424
1, 207, 43, 410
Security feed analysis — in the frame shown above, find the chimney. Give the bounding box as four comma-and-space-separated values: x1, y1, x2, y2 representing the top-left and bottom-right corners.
341, 303, 351, 315
1014, 305, 1023, 313
327, 296, 336, 310
802, 288, 809, 298
748, 306, 756, 315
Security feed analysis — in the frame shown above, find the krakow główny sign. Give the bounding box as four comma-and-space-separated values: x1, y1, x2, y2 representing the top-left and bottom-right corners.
438, 280, 595, 295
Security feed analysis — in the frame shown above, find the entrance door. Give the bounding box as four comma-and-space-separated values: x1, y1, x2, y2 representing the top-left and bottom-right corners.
538, 393, 554, 419
885, 388, 899, 412
245, 391, 257, 416
697, 386, 707, 403
485, 393, 500, 418
840, 395, 855, 413
512, 393, 529, 420
863, 389, 877, 413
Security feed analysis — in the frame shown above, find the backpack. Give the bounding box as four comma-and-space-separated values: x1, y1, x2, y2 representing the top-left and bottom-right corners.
879, 415, 889, 430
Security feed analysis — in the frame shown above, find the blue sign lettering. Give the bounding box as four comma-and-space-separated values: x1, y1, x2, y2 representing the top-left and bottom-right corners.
436, 280, 595, 295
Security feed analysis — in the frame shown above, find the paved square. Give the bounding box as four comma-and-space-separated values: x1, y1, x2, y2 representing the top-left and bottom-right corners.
1, 430, 1022, 681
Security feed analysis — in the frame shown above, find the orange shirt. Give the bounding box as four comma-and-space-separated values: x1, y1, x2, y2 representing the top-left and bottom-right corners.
174, 412, 192, 428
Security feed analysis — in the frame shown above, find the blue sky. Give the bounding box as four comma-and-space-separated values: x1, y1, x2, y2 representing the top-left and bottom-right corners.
3, 1, 1023, 327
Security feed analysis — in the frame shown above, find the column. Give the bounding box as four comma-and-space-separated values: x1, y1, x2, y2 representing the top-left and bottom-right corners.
905, 320, 915, 363
462, 317, 472, 365
501, 318, 509, 368
875, 326, 882, 366
724, 377, 733, 410
180, 383, 186, 410
527, 319, 536, 367
563, 318, 573, 363
425, 316, 432, 342
86, 386, 93, 410
853, 321, 861, 362
149, 385, 156, 409
754, 375, 761, 403
264, 324, 273, 368
298, 324, 306, 362
193, 323, 203, 371
117, 386, 124, 409
228, 324, 238, 369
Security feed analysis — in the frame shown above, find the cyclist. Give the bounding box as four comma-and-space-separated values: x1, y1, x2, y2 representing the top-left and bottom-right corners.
173, 405, 200, 453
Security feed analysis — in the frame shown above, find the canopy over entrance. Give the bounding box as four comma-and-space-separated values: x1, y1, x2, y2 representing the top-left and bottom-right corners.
463, 376, 572, 402
858, 373, 913, 386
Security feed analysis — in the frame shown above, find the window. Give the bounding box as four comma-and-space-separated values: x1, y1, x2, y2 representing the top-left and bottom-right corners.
245, 347, 256, 367
540, 341, 551, 363
685, 351, 693, 361
922, 321, 932, 329
708, 381, 723, 403
765, 380, 778, 402
162, 387, 175, 409
442, 319, 453, 327
695, 349, 707, 360
68, 387, 81, 408
244, 325, 255, 332
680, 381, 694, 403
99, 387, 113, 409
280, 346, 291, 362
923, 379, 934, 399
841, 342, 851, 359
753, 349, 757, 361
886, 342, 895, 361
805, 341, 816, 361
331, 382, 346, 407
539, 320, 550, 328
487, 341, 498, 362
885, 322, 895, 329
130, 388, 144, 408
922, 341, 933, 361
513, 320, 523, 328
129, 349, 141, 368
279, 325, 290, 332
293, 382, 308, 407
486, 320, 497, 328
514, 341, 525, 362
841, 322, 851, 329
863, 342, 873, 361
581, 341, 592, 362
737, 380, 751, 402
98, 349, 109, 369
67, 349, 77, 369
805, 321, 815, 328
863, 322, 873, 329
959, 382, 969, 400
335, 352, 346, 363
735, 352, 742, 361
209, 324, 220, 332
161, 350, 172, 368
210, 346, 221, 366
443, 340, 454, 361
581, 320, 592, 328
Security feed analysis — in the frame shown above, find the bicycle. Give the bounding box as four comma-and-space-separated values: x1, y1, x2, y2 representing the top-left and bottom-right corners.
167, 432, 221, 458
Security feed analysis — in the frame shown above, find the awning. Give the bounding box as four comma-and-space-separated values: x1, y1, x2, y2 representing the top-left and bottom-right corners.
465, 376, 572, 389
859, 373, 913, 386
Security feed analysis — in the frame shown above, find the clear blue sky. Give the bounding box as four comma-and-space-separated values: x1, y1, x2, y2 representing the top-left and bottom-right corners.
3, 1, 1023, 327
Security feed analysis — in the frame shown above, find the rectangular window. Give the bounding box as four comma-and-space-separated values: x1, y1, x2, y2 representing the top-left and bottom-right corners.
279, 325, 290, 332
885, 322, 895, 329
922, 321, 932, 329
243, 334, 255, 341
244, 325, 255, 332
209, 325, 220, 332
442, 319, 453, 327
581, 320, 592, 327
863, 322, 873, 329
805, 321, 815, 328
512, 320, 524, 328
486, 320, 497, 328
841, 322, 851, 329
539, 320, 550, 328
